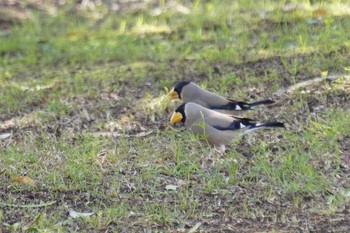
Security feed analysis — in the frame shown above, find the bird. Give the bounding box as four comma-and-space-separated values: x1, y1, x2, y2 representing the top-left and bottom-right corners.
167, 81, 274, 112
170, 102, 284, 153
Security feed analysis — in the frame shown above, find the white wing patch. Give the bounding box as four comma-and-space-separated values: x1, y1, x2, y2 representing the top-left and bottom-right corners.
235, 105, 242, 110
240, 122, 246, 128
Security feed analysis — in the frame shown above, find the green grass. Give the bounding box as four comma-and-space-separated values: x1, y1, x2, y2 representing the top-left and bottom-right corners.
1, 0, 350, 231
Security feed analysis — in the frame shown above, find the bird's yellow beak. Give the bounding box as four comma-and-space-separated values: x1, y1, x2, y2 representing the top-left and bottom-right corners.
167, 89, 179, 100
170, 112, 183, 124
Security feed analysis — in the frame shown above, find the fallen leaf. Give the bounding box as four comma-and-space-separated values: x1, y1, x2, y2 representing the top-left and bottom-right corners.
134, 131, 153, 137
69, 209, 94, 218
3, 222, 20, 231
128, 211, 137, 217
306, 19, 322, 25
0, 133, 12, 140
13, 176, 35, 185
81, 108, 91, 121
165, 184, 178, 191
188, 222, 202, 233
174, 3, 190, 14
95, 155, 106, 165
344, 191, 350, 198
100, 93, 120, 101
313, 8, 327, 17
177, 179, 187, 187
95, 148, 113, 166
282, 3, 300, 12
40, 97, 47, 105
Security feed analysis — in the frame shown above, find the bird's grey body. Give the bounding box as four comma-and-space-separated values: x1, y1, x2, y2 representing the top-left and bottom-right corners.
181, 83, 230, 109
172, 82, 274, 112
177, 102, 284, 153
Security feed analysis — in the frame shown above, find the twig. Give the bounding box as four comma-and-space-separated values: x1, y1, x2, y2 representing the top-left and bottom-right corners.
89, 130, 153, 138
0, 201, 56, 208
273, 75, 350, 96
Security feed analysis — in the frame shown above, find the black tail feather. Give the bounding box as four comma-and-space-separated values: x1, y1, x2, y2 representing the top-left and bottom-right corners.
212, 99, 275, 111
235, 101, 253, 110
226, 99, 275, 111
251, 122, 285, 129
241, 121, 284, 134
249, 99, 275, 108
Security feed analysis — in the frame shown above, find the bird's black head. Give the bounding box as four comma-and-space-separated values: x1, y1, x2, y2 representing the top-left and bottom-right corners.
173, 81, 191, 99
170, 103, 187, 124
175, 103, 186, 123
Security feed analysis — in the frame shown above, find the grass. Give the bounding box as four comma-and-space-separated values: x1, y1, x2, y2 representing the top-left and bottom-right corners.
1, 0, 350, 231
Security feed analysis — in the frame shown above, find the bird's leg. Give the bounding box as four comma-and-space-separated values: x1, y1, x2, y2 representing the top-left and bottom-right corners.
213, 145, 225, 155
213, 145, 226, 154
220, 144, 226, 154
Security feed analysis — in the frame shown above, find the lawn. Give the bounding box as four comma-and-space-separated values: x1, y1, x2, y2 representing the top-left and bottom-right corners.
1, 0, 350, 232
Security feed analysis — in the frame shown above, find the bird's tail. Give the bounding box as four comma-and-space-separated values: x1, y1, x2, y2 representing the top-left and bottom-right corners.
217, 99, 275, 111
248, 99, 275, 108
243, 122, 285, 134
233, 99, 274, 111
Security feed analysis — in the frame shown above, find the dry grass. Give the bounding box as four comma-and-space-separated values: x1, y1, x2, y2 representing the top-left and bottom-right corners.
1, 0, 350, 232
